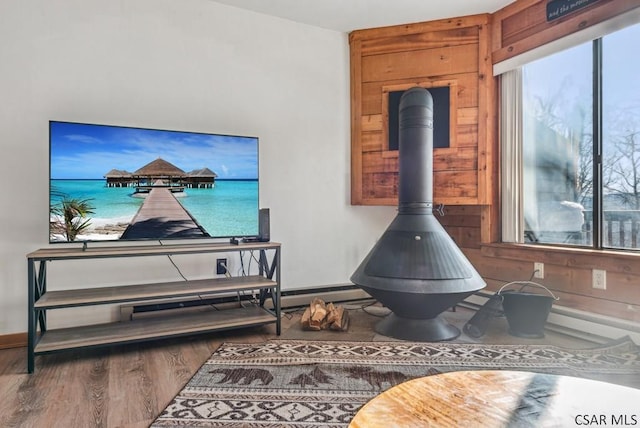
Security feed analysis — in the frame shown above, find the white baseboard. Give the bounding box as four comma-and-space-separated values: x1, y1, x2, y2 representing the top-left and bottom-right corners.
546, 306, 640, 344
278, 287, 372, 309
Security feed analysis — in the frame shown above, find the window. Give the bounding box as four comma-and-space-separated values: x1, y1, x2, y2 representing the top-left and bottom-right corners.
520, 22, 640, 250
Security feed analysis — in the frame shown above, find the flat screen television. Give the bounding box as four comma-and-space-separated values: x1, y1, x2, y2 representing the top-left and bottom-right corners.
49, 121, 259, 243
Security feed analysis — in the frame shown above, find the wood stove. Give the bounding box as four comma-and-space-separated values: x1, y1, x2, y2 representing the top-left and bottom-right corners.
351, 87, 485, 341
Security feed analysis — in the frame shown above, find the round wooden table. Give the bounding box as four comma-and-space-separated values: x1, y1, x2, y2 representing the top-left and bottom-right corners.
349, 370, 640, 427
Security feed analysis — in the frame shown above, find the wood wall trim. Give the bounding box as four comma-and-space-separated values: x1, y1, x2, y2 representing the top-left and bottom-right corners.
350, 13, 491, 42
481, 243, 640, 275
350, 38, 364, 204
492, 0, 640, 64
0, 332, 27, 350
476, 20, 496, 208
380, 80, 459, 157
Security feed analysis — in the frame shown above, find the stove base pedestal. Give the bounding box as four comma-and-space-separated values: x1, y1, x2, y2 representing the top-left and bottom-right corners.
375, 312, 460, 342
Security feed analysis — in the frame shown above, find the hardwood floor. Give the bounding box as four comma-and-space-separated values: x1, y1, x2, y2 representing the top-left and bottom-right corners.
0, 322, 282, 428
0, 305, 596, 427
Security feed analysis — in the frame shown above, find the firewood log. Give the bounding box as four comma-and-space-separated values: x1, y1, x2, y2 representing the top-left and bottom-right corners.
329, 306, 350, 331
309, 298, 327, 330
301, 307, 312, 330
325, 302, 337, 324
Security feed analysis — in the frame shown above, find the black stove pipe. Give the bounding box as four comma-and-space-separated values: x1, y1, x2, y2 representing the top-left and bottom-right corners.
398, 88, 434, 215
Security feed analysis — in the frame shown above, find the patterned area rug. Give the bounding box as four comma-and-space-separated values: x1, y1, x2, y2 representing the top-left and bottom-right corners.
152, 338, 640, 427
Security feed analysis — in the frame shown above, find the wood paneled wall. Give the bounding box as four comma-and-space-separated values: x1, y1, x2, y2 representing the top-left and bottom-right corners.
349, 14, 497, 209
467, 244, 640, 324
485, 0, 640, 324
349, 1, 640, 324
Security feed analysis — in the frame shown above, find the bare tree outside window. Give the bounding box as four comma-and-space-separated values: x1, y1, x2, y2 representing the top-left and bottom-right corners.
601, 23, 640, 249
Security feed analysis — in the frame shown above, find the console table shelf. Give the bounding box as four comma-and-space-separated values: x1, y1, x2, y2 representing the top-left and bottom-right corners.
34, 275, 276, 309
35, 306, 274, 354
27, 242, 281, 373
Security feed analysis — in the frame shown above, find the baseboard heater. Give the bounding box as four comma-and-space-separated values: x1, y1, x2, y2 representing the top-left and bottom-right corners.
121, 285, 640, 344
121, 284, 372, 321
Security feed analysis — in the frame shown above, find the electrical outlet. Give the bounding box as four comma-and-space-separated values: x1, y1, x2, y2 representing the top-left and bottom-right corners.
216, 258, 228, 275
592, 269, 606, 290
534, 262, 544, 279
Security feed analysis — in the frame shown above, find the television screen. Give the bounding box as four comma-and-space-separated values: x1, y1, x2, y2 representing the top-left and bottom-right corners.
49, 121, 259, 243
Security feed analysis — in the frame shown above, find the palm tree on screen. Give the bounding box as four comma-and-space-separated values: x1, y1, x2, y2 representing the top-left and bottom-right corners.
50, 197, 95, 242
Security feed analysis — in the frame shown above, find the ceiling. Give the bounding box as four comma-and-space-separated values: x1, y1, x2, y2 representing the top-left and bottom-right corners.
210, 0, 516, 33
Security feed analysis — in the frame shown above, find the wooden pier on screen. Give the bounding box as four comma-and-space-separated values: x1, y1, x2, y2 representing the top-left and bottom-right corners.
120, 187, 208, 240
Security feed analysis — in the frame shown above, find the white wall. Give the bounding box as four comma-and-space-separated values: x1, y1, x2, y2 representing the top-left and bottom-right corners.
0, 0, 395, 334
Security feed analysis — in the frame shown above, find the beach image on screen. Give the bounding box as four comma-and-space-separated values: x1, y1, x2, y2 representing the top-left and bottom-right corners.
49, 121, 259, 243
